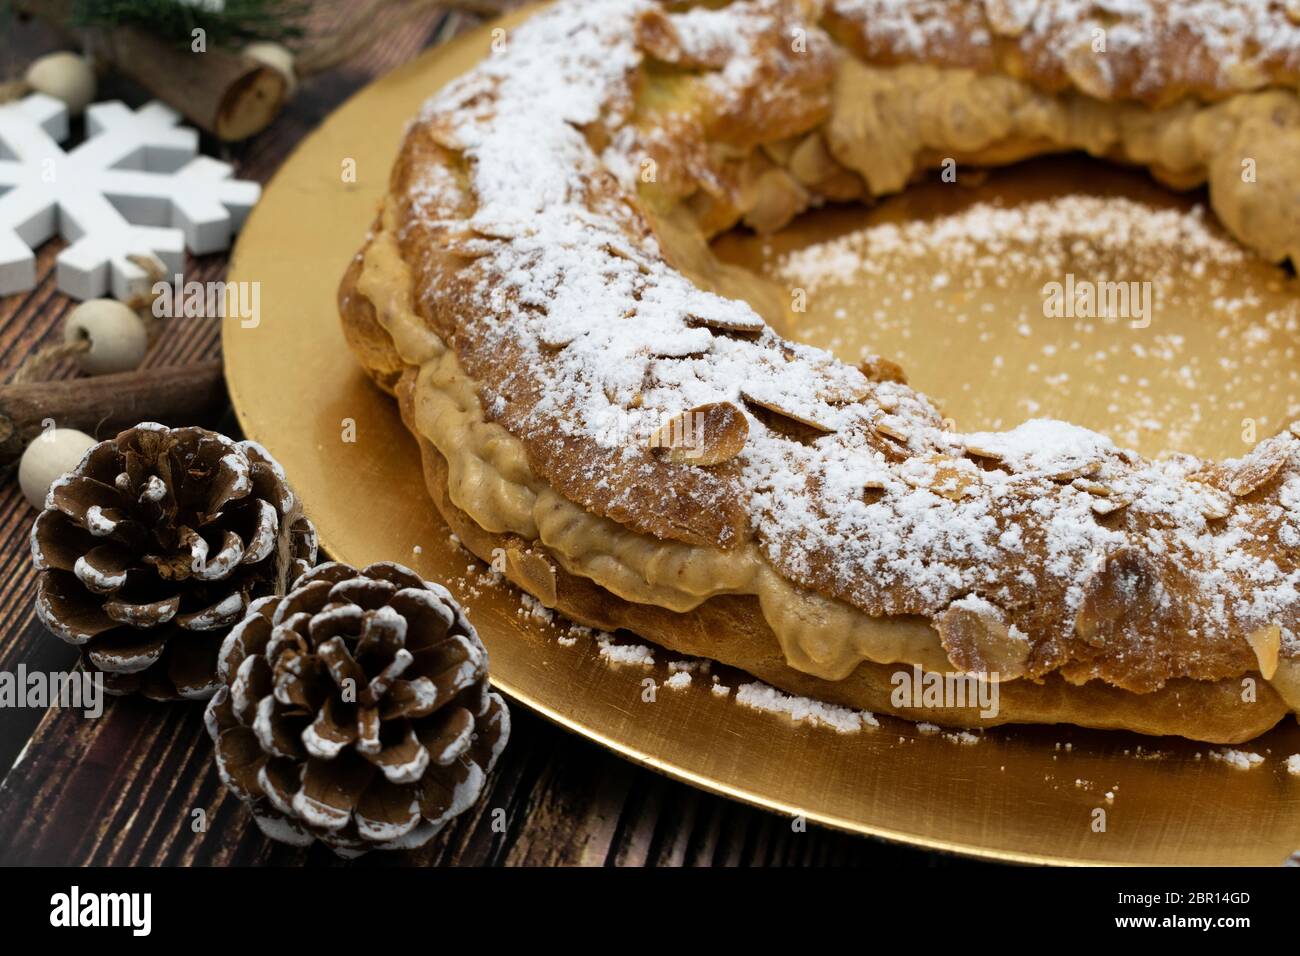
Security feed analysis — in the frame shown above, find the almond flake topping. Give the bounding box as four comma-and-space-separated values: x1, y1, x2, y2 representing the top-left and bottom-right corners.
404, 0, 1300, 692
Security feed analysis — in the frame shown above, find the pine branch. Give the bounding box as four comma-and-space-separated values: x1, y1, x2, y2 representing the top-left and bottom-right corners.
70, 0, 310, 50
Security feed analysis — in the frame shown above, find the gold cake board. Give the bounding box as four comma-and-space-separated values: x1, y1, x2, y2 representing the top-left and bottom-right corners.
223, 7, 1300, 865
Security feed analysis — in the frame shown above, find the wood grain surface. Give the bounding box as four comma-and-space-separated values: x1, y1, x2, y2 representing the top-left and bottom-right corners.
0, 5, 971, 868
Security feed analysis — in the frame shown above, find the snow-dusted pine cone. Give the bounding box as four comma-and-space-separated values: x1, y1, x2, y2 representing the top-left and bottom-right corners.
30, 423, 318, 700
204, 561, 510, 856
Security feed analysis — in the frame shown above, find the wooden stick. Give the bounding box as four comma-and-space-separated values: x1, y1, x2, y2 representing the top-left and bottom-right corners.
13, 0, 286, 141
0, 361, 227, 465
104, 26, 287, 141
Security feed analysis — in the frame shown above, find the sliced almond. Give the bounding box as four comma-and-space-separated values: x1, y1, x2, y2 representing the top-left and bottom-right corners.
760, 347, 871, 409
787, 132, 841, 187
1245, 625, 1281, 680
504, 547, 558, 608
966, 440, 1101, 481
1224, 59, 1269, 91
684, 310, 766, 334
1227, 436, 1289, 498
1287, 0, 1300, 26
937, 597, 1029, 681
1076, 549, 1162, 648
902, 454, 982, 501
537, 329, 576, 350
1088, 496, 1131, 516
812, 365, 872, 406
634, 8, 730, 69
1071, 478, 1111, 496
1052, 461, 1104, 482
645, 326, 714, 358
1063, 43, 1115, 100
857, 355, 907, 385
1289, 420, 1300, 439
983, 0, 1037, 36
964, 440, 1005, 461
743, 168, 808, 234
760, 135, 799, 167
424, 115, 466, 152
1266, 657, 1300, 711
648, 401, 749, 465
742, 390, 836, 434
1194, 483, 1233, 520
874, 417, 910, 444
1072, 478, 1133, 515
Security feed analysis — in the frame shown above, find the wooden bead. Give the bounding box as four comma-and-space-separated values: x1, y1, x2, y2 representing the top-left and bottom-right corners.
64, 299, 148, 375
243, 42, 298, 98
19, 428, 96, 509
24, 52, 96, 114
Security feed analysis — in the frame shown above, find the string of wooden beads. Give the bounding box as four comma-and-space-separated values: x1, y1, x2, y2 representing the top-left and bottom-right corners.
0, 51, 95, 112
11, 270, 161, 507
17, 427, 97, 509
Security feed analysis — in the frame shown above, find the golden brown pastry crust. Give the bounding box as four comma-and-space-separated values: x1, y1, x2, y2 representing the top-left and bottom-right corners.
823, 0, 1300, 106
339, 0, 1300, 741
339, 260, 1289, 744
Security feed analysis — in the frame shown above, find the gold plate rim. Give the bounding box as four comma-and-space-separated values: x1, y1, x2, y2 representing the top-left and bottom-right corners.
223, 7, 1300, 867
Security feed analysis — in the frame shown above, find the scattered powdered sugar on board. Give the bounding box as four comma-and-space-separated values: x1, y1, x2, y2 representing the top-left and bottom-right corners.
1285, 754, 1300, 777
667, 657, 711, 675
1209, 748, 1265, 770
911, 723, 980, 744
664, 670, 692, 690
775, 197, 1247, 294
734, 682, 879, 733
516, 592, 554, 625
768, 186, 1300, 457
596, 633, 656, 667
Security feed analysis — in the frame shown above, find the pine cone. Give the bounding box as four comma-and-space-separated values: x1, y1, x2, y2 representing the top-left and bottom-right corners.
30, 423, 318, 700
204, 561, 510, 855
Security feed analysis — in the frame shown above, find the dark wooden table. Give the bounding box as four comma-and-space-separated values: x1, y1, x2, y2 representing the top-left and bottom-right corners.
0, 7, 973, 867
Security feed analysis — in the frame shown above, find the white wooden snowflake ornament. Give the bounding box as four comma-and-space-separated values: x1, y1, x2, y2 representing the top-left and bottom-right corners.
0, 94, 260, 300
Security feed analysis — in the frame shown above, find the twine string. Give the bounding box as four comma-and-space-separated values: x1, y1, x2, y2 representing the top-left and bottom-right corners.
8, 337, 91, 385
7, 254, 167, 386
124, 253, 167, 345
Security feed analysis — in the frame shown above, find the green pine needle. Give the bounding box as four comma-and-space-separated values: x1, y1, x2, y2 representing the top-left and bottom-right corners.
71, 0, 311, 51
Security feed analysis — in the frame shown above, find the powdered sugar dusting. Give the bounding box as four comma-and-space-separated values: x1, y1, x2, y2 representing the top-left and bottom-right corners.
407, 0, 1300, 694
825, 0, 1300, 102
776, 197, 1248, 294
965, 419, 1116, 476
764, 188, 1300, 457
734, 681, 879, 732
1209, 747, 1265, 770
597, 633, 657, 666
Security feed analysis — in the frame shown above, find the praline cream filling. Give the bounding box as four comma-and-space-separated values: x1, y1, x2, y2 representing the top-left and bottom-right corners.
351, 36, 1300, 706
357, 202, 951, 681
824, 60, 1300, 266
